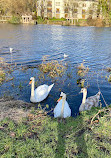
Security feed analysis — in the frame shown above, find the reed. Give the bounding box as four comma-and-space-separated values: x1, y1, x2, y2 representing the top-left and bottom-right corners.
39, 56, 65, 78
108, 74, 111, 83
0, 68, 5, 84
77, 63, 89, 77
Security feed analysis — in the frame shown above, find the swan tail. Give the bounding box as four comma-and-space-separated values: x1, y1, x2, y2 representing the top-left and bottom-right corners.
48, 83, 54, 93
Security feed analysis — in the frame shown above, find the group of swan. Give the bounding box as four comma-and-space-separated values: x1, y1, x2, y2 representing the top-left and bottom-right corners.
29, 77, 100, 118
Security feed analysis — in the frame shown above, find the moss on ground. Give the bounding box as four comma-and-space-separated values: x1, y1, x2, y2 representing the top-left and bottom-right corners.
0, 104, 111, 158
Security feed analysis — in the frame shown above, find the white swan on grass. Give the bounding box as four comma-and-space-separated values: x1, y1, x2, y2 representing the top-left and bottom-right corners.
29, 77, 54, 103
79, 88, 100, 112
54, 92, 71, 118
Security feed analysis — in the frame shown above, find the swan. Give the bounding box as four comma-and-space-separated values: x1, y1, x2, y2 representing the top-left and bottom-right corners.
10, 48, 13, 53
29, 77, 54, 103
64, 53, 68, 58
54, 92, 71, 118
79, 88, 100, 112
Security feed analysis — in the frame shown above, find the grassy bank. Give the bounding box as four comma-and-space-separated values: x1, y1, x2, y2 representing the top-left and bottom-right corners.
8, 16, 20, 24
0, 101, 111, 158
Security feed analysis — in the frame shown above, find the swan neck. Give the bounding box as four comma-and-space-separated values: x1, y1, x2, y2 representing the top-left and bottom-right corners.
60, 97, 66, 117
31, 80, 35, 97
82, 91, 87, 104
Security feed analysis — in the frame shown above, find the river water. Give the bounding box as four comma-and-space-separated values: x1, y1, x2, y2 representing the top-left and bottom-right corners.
0, 23, 111, 116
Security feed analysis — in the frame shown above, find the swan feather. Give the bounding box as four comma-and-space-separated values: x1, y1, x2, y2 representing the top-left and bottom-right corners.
79, 91, 100, 112
54, 99, 71, 118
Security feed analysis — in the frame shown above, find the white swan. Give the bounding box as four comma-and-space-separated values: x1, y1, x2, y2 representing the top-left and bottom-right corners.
79, 88, 100, 112
64, 53, 68, 58
54, 92, 71, 118
29, 77, 54, 103
10, 48, 13, 53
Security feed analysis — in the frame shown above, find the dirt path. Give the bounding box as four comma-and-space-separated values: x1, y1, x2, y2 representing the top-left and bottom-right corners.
0, 97, 33, 122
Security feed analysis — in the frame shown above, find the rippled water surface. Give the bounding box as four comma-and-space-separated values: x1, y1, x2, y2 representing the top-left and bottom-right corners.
0, 23, 111, 116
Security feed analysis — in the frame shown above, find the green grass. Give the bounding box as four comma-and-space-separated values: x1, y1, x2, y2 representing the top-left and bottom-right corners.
37, 16, 47, 24
8, 16, 20, 24
48, 17, 66, 21
0, 106, 111, 158
37, 17, 66, 24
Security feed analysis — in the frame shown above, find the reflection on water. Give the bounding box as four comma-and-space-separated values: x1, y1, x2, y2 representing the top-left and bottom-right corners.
0, 24, 111, 116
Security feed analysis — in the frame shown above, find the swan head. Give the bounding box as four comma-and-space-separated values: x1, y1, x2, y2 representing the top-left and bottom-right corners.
29, 77, 34, 85
57, 92, 66, 102
60, 92, 66, 99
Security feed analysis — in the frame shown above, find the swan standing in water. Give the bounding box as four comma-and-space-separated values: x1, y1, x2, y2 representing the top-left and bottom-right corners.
29, 77, 54, 103
9, 48, 13, 64
79, 88, 100, 112
54, 92, 71, 118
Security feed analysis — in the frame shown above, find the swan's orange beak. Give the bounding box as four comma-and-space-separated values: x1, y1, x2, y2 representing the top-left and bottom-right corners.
57, 97, 62, 102
29, 80, 32, 85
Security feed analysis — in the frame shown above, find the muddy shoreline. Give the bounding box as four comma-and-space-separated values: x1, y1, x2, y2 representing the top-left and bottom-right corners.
0, 97, 34, 122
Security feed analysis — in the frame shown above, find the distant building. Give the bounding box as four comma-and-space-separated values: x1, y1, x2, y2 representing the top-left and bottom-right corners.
22, 15, 33, 23
21, 15, 37, 24
36, 0, 100, 19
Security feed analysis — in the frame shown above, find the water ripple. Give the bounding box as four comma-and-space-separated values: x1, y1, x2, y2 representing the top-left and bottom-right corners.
0, 24, 111, 115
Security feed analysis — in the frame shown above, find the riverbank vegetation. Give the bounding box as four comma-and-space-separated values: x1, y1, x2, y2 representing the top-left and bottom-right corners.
0, 97, 111, 157
106, 67, 111, 83
98, 0, 111, 25
39, 56, 65, 78
0, 57, 15, 85
0, 57, 6, 84
36, 16, 47, 24
0, 0, 36, 16
8, 16, 20, 24
77, 63, 89, 77
0, 68, 5, 84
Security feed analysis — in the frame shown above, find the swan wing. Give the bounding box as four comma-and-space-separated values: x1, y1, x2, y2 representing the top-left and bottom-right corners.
34, 84, 49, 102
79, 92, 100, 111
63, 101, 71, 118
54, 100, 63, 118
79, 100, 96, 112
84, 93, 100, 110
86, 92, 100, 107
54, 100, 71, 118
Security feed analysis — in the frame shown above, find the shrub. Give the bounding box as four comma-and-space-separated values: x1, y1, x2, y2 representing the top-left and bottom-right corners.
9, 16, 20, 24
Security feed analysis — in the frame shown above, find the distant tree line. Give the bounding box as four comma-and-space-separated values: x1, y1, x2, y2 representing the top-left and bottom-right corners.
0, 0, 37, 16
98, 0, 111, 23
0, 0, 111, 25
